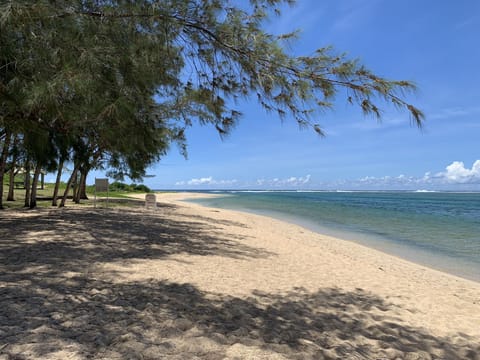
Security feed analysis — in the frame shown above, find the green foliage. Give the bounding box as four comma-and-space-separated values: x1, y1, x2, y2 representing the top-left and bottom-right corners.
132, 184, 152, 193
85, 181, 151, 194
109, 182, 152, 193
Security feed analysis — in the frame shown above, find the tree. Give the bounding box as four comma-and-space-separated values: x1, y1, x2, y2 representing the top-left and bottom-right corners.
0, 1, 423, 208
7, 134, 20, 201
0, 130, 12, 209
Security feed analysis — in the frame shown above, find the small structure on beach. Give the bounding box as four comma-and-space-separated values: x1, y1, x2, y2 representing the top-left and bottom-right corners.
94, 178, 109, 208
145, 193, 157, 208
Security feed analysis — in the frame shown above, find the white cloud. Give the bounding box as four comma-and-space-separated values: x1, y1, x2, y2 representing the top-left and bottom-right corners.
186, 176, 213, 185
357, 174, 420, 187
176, 175, 312, 189
175, 176, 237, 187
346, 160, 480, 189
438, 160, 480, 184
173, 162, 480, 190
255, 175, 312, 188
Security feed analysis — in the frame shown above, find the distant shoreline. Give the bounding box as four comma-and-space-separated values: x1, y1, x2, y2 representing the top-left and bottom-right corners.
154, 189, 480, 193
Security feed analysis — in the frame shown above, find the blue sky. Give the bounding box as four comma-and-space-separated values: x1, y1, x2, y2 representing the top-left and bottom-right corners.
89, 0, 480, 190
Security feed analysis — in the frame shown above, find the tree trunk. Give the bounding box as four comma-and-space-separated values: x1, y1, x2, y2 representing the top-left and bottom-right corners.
29, 164, 41, 209
78, 168, 89, 200
59, 163, 80, 208
7, 166, 16, 201
51, 157, 64, 206
24, 160, 31, 208
73, 175, 83, 204
7, 135, 19, 201
72, 166, 79, 204
0, 130, 12, 210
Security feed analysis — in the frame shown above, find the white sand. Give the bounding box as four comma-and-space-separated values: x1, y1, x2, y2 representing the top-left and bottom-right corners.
0, 192, 479, 359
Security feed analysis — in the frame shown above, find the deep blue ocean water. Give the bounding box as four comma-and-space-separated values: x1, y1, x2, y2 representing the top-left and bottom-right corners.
187, 191, 480, 282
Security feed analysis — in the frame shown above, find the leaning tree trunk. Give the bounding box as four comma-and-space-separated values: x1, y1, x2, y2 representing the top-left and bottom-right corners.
51, 157, 64, 206
59, 163, 80, 208
72, 167, 79, 204
78, 168, 89, 200
7, 135, 19, 201
24, 160, 31, 208
0, 131, 12, 210
29, 164, 41, 209
74, 167, 89, 203
73, 175, 83, 204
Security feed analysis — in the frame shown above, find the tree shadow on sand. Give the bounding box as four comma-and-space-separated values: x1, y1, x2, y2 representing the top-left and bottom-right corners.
1, 207, 479, 359
0, 205, 269, 275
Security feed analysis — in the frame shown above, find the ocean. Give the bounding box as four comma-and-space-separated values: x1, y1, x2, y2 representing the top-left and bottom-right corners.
187, 191, 480, 282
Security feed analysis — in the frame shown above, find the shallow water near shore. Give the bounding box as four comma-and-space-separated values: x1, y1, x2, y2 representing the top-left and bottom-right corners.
187, 191, 480, 282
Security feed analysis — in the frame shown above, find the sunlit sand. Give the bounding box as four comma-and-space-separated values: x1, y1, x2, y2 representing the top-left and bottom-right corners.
0, 192, 479, 359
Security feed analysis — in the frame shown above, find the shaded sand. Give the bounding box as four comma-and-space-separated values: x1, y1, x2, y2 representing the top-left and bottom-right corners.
0, 192, 479, 359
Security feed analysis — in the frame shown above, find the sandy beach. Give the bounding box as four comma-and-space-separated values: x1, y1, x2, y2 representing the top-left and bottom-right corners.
1, 192, 479, 359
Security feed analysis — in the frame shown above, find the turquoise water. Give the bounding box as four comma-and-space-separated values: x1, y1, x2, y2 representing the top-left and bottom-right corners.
189, 191, 480, 282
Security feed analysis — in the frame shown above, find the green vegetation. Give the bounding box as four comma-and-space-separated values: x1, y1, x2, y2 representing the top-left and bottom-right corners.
85, 181, 152, 196
108, 182, 152, 193
1, 180, 150, 209
1, 1, 423, 209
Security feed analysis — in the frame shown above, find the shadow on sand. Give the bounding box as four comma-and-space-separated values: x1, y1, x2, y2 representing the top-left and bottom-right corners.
0, 206, 478, 359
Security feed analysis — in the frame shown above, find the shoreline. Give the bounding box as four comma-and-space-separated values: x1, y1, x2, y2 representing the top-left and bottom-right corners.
1, 192, 479, 358
173, 191, 480, 284
151, 193, 480, 331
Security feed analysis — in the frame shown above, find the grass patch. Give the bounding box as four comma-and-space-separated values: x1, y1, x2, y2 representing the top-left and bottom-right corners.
2, 182, 150, 209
